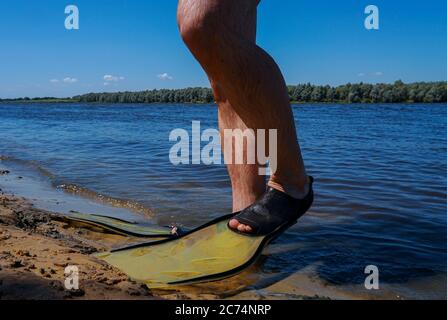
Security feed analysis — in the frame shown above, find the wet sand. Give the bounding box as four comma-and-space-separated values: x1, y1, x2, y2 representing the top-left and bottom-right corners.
0, 191, 157, 299
0, 190, 239, 300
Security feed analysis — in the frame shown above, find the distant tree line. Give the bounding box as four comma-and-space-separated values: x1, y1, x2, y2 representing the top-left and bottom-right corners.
287, 81, 447, 103
74, 88, 215, 104
0, 97, 75, 103
73, 81, 447, 104
1, 81, 446, 104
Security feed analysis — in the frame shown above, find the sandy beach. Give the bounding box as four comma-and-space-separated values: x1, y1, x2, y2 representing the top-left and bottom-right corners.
0, 189, 161, 300
0, 181, 231, 300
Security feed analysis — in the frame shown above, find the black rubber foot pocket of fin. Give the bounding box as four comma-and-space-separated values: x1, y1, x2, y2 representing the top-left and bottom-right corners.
228, 176, 314, 237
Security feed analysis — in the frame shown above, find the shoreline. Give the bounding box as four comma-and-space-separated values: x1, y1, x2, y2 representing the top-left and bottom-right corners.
0, 190, 158, 300
1, 190, 363, 301
0, 162, 336, 300
1, 101, 446, 105
1, 81, 446, 104
0, 190, 341, 301
0, 189, 237, 300
0, 166, 423, 300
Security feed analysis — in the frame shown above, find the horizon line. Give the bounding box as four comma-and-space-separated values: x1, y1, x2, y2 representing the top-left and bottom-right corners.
2, 80, 446, 100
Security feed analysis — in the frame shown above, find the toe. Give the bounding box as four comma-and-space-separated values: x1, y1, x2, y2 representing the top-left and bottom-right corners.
229, 219, 254, 234
237, 224, 246, 232
229, 219, 240, 230
244, 225, 253, 233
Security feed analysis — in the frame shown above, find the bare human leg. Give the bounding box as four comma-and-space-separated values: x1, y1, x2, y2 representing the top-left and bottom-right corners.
209, 7, 266, 215
177, 0, 312, 235
218, 99, 266, 214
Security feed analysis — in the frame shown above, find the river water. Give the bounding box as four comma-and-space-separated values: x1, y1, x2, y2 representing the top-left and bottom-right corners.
1, 103, 446, 299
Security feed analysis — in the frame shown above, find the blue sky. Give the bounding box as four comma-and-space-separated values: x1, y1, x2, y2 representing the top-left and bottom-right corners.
0, 0, 446, 98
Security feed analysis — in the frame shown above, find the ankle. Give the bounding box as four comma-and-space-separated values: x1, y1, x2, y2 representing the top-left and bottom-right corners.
268, 176, 310, 200
232, 187, 266, 213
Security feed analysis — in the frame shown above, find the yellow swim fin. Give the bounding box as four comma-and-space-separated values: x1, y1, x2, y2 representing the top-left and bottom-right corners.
96, 214, 285, 288
56, 212, 176, 238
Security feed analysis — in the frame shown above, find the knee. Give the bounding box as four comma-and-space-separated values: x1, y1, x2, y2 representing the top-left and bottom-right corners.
177, 2, 220, 51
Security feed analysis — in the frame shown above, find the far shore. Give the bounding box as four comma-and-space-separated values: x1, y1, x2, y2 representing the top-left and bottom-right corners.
0, 100, 445, 105
0, 98, 78, 104
2, 81, 446, 104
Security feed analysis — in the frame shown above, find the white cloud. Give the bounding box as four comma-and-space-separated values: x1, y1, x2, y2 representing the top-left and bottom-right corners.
103, 74, 125, 86
357, 71, 384, 78
104, 74, 125, 82
157, 73, 173, 81
50, 79, 59, 83
63, 77, 78, 84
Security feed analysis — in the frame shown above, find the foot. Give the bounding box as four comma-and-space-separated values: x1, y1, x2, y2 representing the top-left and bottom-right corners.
228, 177, 314, 236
